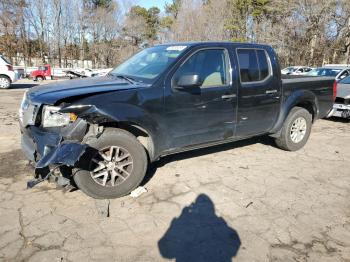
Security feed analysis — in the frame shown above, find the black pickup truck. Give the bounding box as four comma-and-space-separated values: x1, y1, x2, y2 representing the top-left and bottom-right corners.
19, 42, 335, 199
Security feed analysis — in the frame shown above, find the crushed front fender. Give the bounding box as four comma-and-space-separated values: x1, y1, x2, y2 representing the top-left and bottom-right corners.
36, 142, 89, 169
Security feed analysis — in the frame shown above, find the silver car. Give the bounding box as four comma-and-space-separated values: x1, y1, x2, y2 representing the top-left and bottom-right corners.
281, 66, 312, 75
305, 67, 350, 82
331, 76, 350, 119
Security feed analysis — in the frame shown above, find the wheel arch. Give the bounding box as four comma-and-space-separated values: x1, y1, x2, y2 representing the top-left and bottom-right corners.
0, 74, 11, 82
271, 89, 318, 135
99, 121, 156, 162
294, 101, 317, 122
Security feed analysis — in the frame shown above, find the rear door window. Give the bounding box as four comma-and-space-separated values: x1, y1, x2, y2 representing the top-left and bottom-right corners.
237, 49, 271, 83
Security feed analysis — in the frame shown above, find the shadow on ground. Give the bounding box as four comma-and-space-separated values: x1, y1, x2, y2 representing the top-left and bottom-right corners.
142, 135, 275, 186
0, 149, 33, 181
158, 194, 241, 262
11, 82, 38, 89
325, 116, 350, 123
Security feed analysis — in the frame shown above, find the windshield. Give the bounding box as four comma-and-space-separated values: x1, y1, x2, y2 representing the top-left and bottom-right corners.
282, 67, 296, 73
339, 75, 350, 84
306, 68, 341, 77
0, 56, 12, 65
110, 45, 188, 84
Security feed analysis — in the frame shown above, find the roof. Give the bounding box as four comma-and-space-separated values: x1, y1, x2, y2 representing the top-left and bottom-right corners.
319, 65, 350, 70
316, 67, 348, 70
156, 41, 272, 48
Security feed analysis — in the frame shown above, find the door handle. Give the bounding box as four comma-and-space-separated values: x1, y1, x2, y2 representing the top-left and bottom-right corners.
221, 94, 236, 100
266, 90, 278, 94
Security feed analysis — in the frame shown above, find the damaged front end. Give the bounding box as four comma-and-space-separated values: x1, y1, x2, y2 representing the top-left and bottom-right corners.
21, 123, 92, 188
27, 143, 89, 189
19, 97, 99, 188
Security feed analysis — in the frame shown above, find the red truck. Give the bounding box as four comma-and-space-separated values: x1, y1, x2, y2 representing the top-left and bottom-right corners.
30, 64, 53, 81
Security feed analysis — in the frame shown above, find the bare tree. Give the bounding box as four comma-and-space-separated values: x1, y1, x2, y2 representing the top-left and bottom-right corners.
1, 0, 350, 68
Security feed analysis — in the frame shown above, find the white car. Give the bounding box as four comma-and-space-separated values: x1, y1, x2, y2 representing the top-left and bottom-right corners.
281, 66, 312, 75
305, 67, 350, 82
0, 55, 17, 88
330, 76, 350, 119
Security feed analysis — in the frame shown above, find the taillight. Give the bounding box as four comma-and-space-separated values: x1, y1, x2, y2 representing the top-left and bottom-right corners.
333, 80, 337, 101
6, 65, 13, 71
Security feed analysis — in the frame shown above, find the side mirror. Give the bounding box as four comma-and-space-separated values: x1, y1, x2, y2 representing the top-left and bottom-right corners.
176, 74, 202, 88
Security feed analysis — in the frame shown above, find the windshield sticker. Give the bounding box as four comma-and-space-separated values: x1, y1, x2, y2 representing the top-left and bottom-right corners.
166, 46, 187, 51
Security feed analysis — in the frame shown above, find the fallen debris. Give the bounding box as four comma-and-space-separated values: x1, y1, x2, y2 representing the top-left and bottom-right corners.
245, 201, 253, 208
130, 186, 147, 198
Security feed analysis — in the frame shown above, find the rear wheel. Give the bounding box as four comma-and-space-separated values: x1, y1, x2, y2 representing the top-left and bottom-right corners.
73, 128, 148, 199
274, 107, 312, 151
0, 76, 11, 89
36, 76, 44, 82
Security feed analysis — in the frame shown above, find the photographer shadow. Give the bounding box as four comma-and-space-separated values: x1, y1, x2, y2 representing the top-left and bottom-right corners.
158, 194, 241, 262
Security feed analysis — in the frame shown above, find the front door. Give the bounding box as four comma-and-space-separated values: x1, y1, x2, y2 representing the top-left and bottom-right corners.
164, 47, 238, 149
235, 48, 281, 136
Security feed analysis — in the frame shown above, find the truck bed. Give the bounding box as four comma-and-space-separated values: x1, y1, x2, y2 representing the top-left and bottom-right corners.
281, 76, 335, 119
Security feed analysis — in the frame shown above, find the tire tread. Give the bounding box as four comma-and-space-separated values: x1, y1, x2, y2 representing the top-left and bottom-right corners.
274, 107, 312, 151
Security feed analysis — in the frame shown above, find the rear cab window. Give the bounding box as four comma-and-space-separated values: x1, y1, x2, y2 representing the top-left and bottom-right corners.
236, 48, 272, 83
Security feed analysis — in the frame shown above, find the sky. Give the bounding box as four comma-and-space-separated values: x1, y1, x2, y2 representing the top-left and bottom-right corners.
137, 0, 170, 11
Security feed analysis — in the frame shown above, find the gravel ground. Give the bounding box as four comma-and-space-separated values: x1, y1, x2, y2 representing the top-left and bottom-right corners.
0, 79, 349, 262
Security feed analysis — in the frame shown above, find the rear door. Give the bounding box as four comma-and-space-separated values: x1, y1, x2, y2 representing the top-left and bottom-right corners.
235, 48, 281, 136
164, 46, 238, 148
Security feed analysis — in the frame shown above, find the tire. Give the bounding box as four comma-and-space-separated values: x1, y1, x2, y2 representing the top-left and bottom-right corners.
274, 107, 312, 151
36, 76, 44, 82
0, 75, 11, 89
73, 128, 148, 199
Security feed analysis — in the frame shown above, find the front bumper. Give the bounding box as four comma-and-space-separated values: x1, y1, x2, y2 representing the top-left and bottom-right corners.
20, 120, 89, 176
20, 125, 62, 162
330, 103, 350, 118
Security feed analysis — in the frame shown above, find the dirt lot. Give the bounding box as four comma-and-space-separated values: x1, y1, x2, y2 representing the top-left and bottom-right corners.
0, 79, 349, 262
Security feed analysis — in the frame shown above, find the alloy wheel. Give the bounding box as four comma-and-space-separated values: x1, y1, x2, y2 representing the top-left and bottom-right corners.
0, 77, 10, 88
90, 146, 133, 187
290, 117, 307, 143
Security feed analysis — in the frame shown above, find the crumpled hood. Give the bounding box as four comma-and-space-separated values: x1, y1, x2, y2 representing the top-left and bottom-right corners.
27, 76, 141, 104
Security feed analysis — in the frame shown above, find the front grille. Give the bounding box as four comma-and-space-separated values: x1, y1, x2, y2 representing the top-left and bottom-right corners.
19, 95, 40, 127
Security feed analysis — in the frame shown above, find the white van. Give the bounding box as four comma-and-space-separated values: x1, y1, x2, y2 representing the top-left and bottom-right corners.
0, 55, 18, 88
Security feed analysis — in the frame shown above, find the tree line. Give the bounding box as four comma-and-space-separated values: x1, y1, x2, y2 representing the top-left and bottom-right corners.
0, 0, 349, 68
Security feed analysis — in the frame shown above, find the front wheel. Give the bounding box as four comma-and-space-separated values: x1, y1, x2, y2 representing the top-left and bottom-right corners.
0, 76, 11, 89
36, 76, 44, 82
73, 128, 148, 199
274, 107, 312, 151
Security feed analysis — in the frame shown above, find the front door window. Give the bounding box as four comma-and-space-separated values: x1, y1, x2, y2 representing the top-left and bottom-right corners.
173, 49, 230, 88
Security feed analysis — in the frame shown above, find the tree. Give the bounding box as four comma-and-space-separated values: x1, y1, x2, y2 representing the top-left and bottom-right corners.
0, 0, 349, 68
0, 0, 27, 63
124, 6, 160, 46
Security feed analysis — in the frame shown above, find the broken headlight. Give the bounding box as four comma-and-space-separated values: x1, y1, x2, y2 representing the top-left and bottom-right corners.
42, 106, 77, 128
